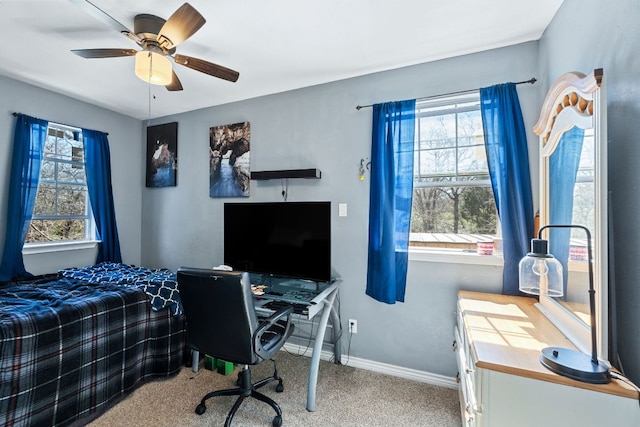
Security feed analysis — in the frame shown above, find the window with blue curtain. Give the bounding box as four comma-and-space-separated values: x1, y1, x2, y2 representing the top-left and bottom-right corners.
480, 83, 534, 295
27, 123, 92, 244
0, 115, 122, 282
366, 100, 416, 304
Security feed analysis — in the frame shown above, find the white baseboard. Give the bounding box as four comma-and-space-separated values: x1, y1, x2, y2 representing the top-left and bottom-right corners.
281, 343, 458, 390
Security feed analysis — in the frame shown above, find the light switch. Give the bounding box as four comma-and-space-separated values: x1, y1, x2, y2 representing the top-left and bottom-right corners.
339, 203, 348, 217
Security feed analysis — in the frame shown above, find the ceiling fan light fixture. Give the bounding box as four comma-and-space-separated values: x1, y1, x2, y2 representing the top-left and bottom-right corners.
70, 3, 238, 89
135, 51, 172, 86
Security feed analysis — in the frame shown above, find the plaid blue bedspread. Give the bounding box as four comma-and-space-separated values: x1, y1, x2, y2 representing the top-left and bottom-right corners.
59, 262, 183, 315
0, 274, 185, 427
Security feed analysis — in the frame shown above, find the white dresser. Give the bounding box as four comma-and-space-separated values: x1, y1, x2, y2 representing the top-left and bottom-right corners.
454, 291, 640, 427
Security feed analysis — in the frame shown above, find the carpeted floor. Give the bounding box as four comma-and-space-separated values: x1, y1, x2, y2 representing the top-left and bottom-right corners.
88, 351, 461, 426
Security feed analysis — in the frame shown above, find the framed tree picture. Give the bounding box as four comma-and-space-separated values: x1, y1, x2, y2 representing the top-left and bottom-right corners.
146, 122, 178, 188
209, 121, 250, 197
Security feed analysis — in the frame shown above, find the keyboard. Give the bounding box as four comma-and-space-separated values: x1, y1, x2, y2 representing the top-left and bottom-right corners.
263, 299, 308, 315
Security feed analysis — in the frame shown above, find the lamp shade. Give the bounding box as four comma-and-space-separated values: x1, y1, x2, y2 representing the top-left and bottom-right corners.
135, 51, 172, 86
518, 238, 563, 297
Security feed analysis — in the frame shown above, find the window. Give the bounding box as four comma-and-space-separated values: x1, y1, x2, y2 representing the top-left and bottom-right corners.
26, 123, 94, 243
410, 93, 498, 252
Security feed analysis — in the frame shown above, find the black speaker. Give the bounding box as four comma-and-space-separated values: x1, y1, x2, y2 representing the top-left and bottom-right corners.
250, 168, 321, 180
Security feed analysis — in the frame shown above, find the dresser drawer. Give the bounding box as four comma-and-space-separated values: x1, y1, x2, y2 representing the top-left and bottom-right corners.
454, 325, 480, 426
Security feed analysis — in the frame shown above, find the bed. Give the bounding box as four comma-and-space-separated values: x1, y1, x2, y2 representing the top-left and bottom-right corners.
0, 262, 186, 427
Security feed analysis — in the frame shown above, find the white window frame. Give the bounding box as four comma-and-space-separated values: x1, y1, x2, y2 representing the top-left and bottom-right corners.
23, 122, 98, 253
409, 93, 502, 265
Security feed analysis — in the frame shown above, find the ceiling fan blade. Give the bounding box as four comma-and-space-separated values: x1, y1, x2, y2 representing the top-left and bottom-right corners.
157, 3, 205, 50
166, 71, 184, 91
72, 48, 138, 59
69, 0, 141, 43
173, 54, 239, 82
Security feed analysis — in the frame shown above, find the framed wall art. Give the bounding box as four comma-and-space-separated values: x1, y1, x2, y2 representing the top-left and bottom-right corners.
209, 121, 250, 197
146, 122, 178, 188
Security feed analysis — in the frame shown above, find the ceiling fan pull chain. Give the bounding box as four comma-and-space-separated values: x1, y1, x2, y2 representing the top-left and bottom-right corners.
147, 77, 152, 126
148, 51, 153, 82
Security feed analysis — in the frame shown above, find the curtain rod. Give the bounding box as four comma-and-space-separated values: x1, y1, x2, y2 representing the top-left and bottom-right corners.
355, 77, 537, 110
11, 112, 109, 135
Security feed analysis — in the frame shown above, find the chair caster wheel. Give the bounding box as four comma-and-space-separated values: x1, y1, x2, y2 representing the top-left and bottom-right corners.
195, 403, 206, 415
272, 415, 282, 427
276, 380, 284, 393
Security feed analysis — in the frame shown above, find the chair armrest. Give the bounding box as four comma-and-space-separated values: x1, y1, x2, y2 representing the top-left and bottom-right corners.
253, 305, 293, 360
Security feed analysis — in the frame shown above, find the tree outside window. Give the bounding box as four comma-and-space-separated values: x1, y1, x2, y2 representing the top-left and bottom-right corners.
26, 124, 93, 243
410, 94, 497, 250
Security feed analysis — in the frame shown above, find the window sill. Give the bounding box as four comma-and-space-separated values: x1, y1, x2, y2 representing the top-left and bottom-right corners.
22, 240, 100, 255
408, 248, 588, 271
409, 247, 504, 266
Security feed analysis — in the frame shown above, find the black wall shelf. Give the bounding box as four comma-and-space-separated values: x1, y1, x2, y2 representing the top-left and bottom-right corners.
251, 168, 321, 180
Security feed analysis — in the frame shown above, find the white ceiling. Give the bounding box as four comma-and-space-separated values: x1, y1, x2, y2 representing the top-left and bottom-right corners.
0, 0, 564, 120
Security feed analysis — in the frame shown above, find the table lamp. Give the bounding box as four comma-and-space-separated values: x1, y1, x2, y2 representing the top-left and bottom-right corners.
519, 224, 611, 384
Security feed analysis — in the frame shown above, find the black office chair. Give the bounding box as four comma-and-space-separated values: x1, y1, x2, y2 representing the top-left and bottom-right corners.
176, 267, 294, 427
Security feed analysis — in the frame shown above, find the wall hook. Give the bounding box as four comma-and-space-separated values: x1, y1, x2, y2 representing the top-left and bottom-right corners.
359, 158, 371, 180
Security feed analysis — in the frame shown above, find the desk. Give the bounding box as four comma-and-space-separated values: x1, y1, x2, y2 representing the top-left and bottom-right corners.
191, 279, 341, 412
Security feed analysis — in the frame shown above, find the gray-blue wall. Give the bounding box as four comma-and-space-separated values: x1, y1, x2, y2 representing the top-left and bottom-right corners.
539, 0, 640, 385
141, 41, 540, 377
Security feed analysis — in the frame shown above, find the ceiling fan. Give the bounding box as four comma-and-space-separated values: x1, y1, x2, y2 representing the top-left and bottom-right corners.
70, 1, 239, 91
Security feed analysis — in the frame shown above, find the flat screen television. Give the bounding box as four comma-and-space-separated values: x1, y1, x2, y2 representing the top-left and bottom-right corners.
224, 201, 332, 283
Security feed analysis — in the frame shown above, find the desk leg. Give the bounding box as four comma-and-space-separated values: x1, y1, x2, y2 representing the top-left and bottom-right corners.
306, 289, 337, 412
192, 350, 199, 373
330, 304, 342, 363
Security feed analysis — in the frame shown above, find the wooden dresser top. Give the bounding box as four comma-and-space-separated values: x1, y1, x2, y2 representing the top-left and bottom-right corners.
458, 290, 637, 399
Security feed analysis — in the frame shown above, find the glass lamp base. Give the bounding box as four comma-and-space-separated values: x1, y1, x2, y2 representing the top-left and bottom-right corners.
540, 347, 611, 384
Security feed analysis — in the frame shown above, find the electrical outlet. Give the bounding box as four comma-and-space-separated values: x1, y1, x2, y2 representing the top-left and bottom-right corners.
348, 319, 358, 334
